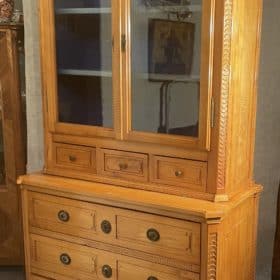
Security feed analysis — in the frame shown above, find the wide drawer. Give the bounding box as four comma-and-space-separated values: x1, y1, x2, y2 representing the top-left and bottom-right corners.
151, 155, 207, 191
30, 234, 199, 280
28, 192, 200, 266
53, 143, 96, 173
97, 149, 148, 182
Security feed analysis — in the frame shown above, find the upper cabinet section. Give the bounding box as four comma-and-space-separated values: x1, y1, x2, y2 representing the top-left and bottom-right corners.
41, 0, 213, 149
40, 0, 263, 199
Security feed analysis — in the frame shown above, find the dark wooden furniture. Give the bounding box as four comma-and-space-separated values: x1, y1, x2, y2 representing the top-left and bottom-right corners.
0, 23, 26, 265
272, 182, 280, 280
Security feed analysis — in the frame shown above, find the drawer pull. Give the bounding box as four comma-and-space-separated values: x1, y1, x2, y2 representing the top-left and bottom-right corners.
102, 265, 112, 278
58, 210, 70, 222
69, 155, 77, 162
60, 253, 71, 265
147, 228, 160, 242
175, 170, 183, 177
148, 277, 158, 280
119, 162, 128, 170
101, 220, 112, 234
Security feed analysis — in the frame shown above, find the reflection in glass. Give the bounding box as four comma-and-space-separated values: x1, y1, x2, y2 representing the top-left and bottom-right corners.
55, 1, 113, 127
131, 0, 202, 138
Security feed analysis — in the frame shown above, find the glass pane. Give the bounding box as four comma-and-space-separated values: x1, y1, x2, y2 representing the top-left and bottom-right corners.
55, 0, 113, 128
131, 0, 202, 138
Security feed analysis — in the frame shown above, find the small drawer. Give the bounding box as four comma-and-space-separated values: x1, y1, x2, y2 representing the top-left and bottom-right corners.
28, 192, 116, 243
116, 210, 201, 265
151, 155, 207, 191
118, 261, 199, 280
98, 149, 148, 182
54, 143, 96, 173
30, 234, 117, 280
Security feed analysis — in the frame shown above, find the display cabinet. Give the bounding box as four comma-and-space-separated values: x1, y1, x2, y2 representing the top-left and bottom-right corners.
19, 0, 263, 279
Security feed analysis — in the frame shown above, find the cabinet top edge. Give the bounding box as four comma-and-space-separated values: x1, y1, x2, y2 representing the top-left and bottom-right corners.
18, 173, 262, 222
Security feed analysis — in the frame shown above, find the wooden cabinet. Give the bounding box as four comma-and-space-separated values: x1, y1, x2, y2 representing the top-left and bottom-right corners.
19, 0, 263, 279
0, 24, 26, 265
39, 0, 263, 201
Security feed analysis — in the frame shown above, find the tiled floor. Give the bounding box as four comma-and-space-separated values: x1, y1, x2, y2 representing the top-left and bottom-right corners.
0, 267, 25, 280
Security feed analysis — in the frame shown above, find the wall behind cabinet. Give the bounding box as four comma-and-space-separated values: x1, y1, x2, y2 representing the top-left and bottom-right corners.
22, 1, 280, 279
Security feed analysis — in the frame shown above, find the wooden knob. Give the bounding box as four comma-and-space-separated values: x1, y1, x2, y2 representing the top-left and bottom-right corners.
175, 170, 183, 177
69, 155, 77, 162
119, 162, 128, 170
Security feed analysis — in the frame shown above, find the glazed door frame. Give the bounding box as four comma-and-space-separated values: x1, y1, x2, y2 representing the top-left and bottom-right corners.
39, 0, 121, 139
41, 0, 214, 151
121, 0, 215, 150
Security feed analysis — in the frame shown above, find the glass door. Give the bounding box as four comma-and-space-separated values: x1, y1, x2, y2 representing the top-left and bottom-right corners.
42, 0, 118, 137
124, 0, 213, 149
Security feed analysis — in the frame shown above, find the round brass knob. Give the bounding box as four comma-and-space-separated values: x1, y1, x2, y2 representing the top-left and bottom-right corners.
147, 277, 158, 280
102, 265, 112, 278
58, 210, 70, 222
175, 170, 183, 177
119, 162, 128, 170
147, 228, 160, 242
101, 220, 112, 234
60, 253, 71, 265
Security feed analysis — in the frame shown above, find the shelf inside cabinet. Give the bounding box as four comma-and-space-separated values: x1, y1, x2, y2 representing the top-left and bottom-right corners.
55, 8, 112, 15
58, 69, 112, 78
139, 73, 200, 83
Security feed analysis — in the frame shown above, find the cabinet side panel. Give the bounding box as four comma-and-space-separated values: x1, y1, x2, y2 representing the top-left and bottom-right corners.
217, 195, 260, 280
225, 0, 263, 195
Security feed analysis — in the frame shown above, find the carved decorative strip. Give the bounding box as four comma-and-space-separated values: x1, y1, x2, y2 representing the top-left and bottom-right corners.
208, 233, 218, 280
217, 0, 233, 189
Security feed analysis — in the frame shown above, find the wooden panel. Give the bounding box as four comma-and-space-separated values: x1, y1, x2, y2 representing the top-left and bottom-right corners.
28, 192, 116, 243
116, 210, 201, 265
30, 234, 116, 280
31, 275, 49, 280
54, 143, 96, 173
97, 149, 148, 182
30, 234, 198, 280
118, 261, 199, 280
151, 156, 207, 192
27, 191, 200, 266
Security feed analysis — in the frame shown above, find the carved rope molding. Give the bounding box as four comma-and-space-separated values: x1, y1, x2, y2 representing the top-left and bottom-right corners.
217, 0, 233, 190
208, 233, 218, 280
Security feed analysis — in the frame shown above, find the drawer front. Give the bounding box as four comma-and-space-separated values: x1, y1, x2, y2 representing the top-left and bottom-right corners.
28, 192, 200, 266
151, 156, 207, 191
54, 143, 96, 172
118, 261, 199, 280
30, 234, 199, 280
98, 149, 148, 182
28, 192, 116, 243
116, 211, 201, 265
30, 234, 117, 280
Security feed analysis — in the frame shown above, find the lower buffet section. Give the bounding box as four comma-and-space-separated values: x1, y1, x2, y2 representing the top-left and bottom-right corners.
19, 174, 262, 280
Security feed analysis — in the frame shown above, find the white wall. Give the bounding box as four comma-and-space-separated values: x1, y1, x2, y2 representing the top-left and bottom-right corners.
255, 0, 280, 279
